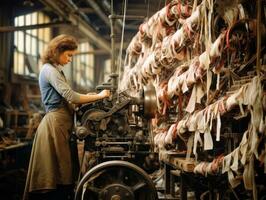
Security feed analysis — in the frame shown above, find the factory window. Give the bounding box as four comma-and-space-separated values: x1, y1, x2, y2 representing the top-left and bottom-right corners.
13, 12, 51, 77
104, 59, 111, 82
73, 42, 94, 88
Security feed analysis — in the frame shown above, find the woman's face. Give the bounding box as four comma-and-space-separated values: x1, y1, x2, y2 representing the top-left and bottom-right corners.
58, 50, 77, 65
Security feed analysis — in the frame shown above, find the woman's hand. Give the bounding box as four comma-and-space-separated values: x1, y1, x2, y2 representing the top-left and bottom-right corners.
99, 89, 111, 98
79, 90, 111, 104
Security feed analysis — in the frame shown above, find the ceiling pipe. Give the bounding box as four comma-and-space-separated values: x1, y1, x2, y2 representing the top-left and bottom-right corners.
85, 0, 110, 27
102, 0, 124, 27
111, 15, 145, 20
85, 0, 121, 33
64, 0, 91, 24
39, 0, 68, 21
76, 49, 109, 55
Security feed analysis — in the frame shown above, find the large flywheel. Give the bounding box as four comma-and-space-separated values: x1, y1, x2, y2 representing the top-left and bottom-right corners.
75, 161, 158, 200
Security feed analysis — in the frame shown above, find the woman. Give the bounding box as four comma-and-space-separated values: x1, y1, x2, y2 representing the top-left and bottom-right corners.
23, 34, 110, 200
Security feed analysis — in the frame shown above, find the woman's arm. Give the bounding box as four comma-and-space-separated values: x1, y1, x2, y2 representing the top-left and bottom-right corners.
78, 90, 110, 104
46, 66, 110, 104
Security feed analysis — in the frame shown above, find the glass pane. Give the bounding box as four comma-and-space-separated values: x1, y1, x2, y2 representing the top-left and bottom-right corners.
25, 14, 31, 25
78, 59, 81, 71
80, 43, 85, 52
38, 41, 43, 56
38, 12, 44, 23
25, 34, 32, 54
17, 31, 24, 52
26, 29, 32, 34
31, 12, 38, 36
105, 59, 111, 73
14, 17, 18, 26
43, 44, 47, 52
39, 28, 44, 41
25, 66, 30, 75
88, 55, 94, 68
32, 12, 37, 25
18, 16, 24, 26
81, 55, 85, 62
32, 29, 37, 36
88, 43, 94, 67
88, 66, 93, 81
104, 59, 111, 82
76, 58, 80, 77
18, 53, 24, 75
31, 37, 37, 55
14, 32, 18, 46
77, 72, 80, 82
38, 60, 42, 72
14, 51, 18, 73
44, 28, 50, 42
86, 66, 89, 80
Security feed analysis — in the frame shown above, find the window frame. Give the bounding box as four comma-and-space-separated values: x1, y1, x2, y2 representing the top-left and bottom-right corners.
13, 12, 51, 81
73, 42, 95, 89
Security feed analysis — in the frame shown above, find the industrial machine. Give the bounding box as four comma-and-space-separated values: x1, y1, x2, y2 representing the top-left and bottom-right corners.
74, 82, 160, 200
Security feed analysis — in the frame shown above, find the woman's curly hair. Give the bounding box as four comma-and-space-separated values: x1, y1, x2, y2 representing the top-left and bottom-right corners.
41, 34, 78, 65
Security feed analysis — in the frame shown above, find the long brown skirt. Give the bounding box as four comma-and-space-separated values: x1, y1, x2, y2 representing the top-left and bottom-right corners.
23, 107, 74, 199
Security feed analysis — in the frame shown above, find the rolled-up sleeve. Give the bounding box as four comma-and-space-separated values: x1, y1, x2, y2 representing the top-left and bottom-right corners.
46, 67, 81, 103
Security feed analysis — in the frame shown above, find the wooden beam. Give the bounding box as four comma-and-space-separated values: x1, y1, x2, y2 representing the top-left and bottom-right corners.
78, 7, 94, 14
40, 0, 111, 52
76, 49, 109, 55
0, 21, 70, 32
110, 15, 145, 20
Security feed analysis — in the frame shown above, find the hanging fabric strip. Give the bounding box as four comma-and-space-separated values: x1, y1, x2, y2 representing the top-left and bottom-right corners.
185, 85, 197, 113
216, 111, 221, 141
196, 83, 205, 104
206, 70, 212, 103
204, 128, 213, 150
243, 155, 254, 190
228, 170, 241, 188
230, 149, 239, 172
240, 131, 249, 165
186, 134, 194, 160
193, 131, 203, 160
216, 73, 220, 90
222, 154, 232, 173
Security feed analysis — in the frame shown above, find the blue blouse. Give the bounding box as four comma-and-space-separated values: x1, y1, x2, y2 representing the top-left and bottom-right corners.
39, 63, 80, 112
